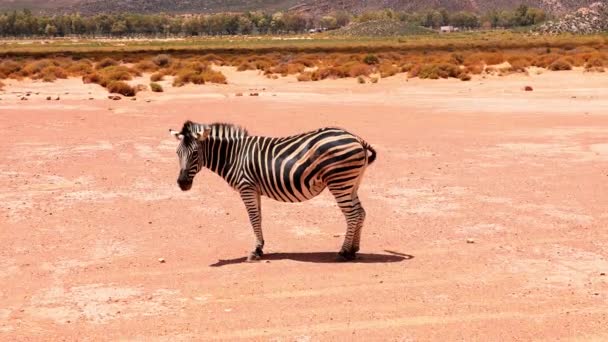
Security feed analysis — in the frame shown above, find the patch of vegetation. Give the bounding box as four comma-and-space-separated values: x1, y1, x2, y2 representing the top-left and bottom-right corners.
152, 54, 172, 67
150, 82, 164, 92
548, 58, 573, 71
330, 20, 436, 37
107, 81, 136, 97
363, 54, 380, 65
150, 72, 165, 82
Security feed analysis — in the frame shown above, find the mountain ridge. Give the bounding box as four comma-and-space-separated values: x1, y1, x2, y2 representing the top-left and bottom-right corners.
0, 0, 602, 15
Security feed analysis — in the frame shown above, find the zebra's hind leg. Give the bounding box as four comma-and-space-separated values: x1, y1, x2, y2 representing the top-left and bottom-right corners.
239, 187, 264, 262
330, 186, 366, 262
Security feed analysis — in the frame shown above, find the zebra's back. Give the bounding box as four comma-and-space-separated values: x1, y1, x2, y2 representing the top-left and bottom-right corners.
243, 127, 373, 202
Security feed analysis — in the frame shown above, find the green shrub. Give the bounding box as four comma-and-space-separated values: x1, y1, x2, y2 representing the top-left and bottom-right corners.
363, 54, 379, 65
150, 82, 163, 92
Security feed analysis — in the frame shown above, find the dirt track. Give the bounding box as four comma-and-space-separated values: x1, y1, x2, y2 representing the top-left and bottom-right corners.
1, 69, 608, 341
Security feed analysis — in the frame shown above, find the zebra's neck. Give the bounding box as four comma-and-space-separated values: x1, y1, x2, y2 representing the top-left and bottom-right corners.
201, 123, 249, 182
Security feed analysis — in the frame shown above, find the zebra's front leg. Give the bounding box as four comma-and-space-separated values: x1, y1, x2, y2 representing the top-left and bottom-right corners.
239, 187, 264, 262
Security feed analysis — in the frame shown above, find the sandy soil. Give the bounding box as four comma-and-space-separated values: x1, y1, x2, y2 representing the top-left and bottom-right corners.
1, 69, 607, 341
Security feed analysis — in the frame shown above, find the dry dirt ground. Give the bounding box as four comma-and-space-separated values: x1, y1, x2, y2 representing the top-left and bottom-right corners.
1, 68, 608, 341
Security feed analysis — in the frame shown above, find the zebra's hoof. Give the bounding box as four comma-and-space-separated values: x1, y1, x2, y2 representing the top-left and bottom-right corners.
337, 250, 357, 262
247, 248, 263, 262
247, 253, 261, 262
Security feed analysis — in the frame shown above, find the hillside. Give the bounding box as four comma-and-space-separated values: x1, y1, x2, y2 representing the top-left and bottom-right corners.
293, 0, 602, 15
0, 0, 602, 15
538, 2, 608, 34
328, 19, 435, 36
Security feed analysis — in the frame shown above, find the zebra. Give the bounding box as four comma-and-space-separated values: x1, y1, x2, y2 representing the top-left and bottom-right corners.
169, 120, 376, 261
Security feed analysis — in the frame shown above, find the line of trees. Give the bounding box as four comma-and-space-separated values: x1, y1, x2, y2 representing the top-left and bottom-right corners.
355, 6, 548, 29
0, 6, 548, 38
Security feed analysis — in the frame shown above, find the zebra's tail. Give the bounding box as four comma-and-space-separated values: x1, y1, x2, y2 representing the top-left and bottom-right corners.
362, 141, 377, 165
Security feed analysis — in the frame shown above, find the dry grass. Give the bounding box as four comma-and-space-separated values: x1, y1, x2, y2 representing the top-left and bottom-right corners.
297, 72, 312, 82
134, 60, 159, 73
96, 58, 119, 70
378, 62, 399, 78
39, 66, 68, 82
66, 60, 93, 75
107, 81, 136, 97
150, 72, 165, 82
410, 63, 462, 79
548, 58, 573, 71
1, 35, 607, 90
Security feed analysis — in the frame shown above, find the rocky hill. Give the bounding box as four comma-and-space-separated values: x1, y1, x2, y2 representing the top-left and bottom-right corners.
538, 2, 608, 34
0, 0, 602, 15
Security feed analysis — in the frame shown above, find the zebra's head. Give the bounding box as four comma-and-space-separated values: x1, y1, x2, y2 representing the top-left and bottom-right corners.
169, 121, 211, 191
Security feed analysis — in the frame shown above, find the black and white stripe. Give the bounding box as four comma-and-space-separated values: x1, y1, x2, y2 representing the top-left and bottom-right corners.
170, 121, 376, 261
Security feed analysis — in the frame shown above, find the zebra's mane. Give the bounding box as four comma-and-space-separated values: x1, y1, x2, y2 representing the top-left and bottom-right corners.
180, 120, 248, 140
208, 122, 249, 138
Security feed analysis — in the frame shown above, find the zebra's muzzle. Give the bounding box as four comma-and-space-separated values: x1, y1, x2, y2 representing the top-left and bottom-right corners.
178, 178, 193, 191
177, 171, 193, 191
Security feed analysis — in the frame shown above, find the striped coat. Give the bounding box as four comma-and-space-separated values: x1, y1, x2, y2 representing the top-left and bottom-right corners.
170, 121, 376, 261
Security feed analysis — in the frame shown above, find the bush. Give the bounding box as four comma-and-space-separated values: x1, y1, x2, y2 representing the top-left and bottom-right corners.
134, 60, 159, 73
39, 66, 68, 82
152, 54, 171, 67
507, 56, 532, 72
458, 73, 472, 81
585, 57, 604, 70
200, 54, 224, 64
96, 58, 119, 69
23, 59, 53, 76
98, 66, 134, 86
297, 72, 312, 82
173, 69, 204, 87
363, 54, 379, 65
379, 63, 399, 78
417, 63, 462, 79
548, 58, 572, 71
107, 81, 136, 97
67, 60, 93, 75
0, 59, 21, 78
465, 63, 484, 75
311, 68, 332, 81
290, 57, 316, 67
357, 76, 366, 84
150, 72, 165, 82
150, 82, 163, 92
0, 80, 4, 90
465, 52, 504, 66
347, 62, 371, 77
202, 70, 227, 84
370, 77, 379, 83
237, 62, 256, 71
533, 54, 560, 68
451, 53, 465, 65
82, 72, 101, 84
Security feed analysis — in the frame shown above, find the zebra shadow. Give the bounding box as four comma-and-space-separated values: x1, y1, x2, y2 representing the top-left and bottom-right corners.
209, 250, 413, 267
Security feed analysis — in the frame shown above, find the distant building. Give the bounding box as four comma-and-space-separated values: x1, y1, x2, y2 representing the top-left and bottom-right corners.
440, 26, 459, 33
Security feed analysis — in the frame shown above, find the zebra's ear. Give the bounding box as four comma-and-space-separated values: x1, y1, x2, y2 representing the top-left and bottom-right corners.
169, 129, 183, 140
